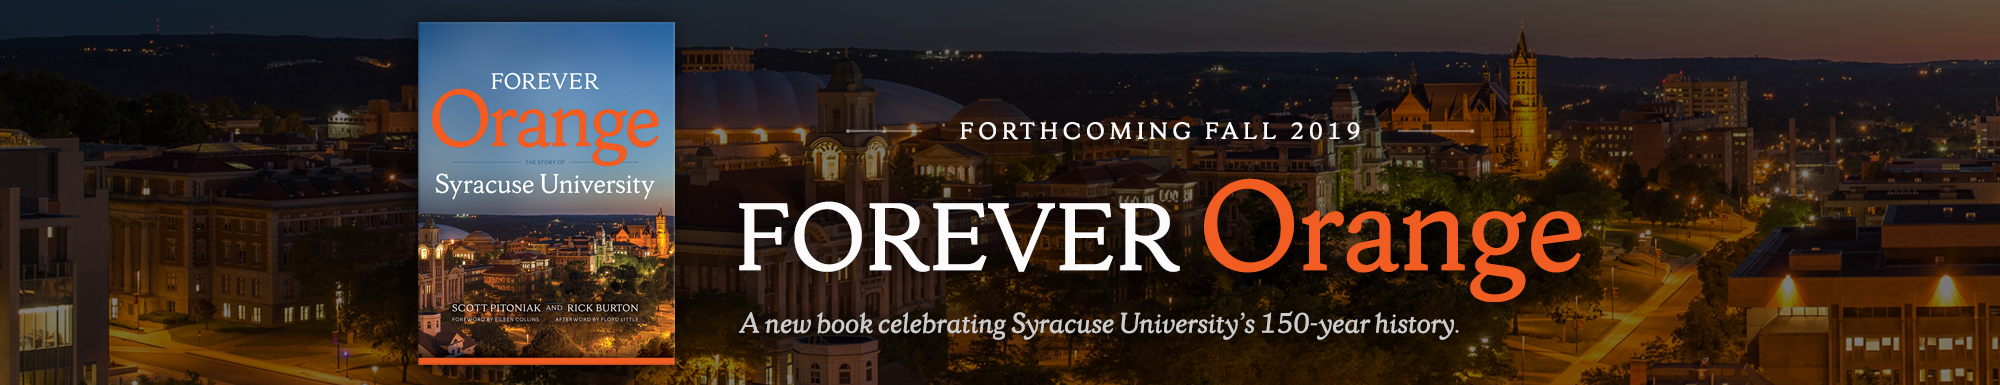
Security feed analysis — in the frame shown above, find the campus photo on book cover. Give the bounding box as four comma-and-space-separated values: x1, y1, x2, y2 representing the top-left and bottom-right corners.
415, 22, 677, 366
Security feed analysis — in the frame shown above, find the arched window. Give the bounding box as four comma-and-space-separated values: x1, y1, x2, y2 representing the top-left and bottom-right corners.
811, 364, 822, 384
865, 139, 887, 180
839, 364, 852, 384
866, 361, 874, 381
814, 141, 841, 181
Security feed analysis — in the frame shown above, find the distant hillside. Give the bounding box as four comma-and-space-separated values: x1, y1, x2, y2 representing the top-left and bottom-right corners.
0, 34, 415, 112
6, 34, 1997, 137
744, 48, 2000, 133
430, 214, 671, 242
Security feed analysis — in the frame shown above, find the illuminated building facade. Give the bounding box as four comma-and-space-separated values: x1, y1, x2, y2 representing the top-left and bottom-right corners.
1976, 112, 2000, 155
0, 130, 111, 385
1823, 159, 2000, 226
676, 56, 945, 320
418, 218, 470, 312
1380, 29, 1546, 174
775, 336, 880, 385
1672, 126, 1757, 196
682, 49, 755, 73
1661, 74, 1749, 128
106, 142, 416, 328
363, 85, 419, 135
672, 67, 960, 173
1730, 205, 2000, 384
1552, 102, 1719, 173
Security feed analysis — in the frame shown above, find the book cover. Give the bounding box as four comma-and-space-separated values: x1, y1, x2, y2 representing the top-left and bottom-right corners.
415, 22, 676, 366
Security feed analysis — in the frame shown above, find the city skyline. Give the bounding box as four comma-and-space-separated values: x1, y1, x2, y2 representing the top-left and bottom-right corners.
5, 0, 2000, 63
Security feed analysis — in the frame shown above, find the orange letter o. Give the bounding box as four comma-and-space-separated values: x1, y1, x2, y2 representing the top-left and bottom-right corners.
1204, 179, 1294, 273
430, 88, 488, 148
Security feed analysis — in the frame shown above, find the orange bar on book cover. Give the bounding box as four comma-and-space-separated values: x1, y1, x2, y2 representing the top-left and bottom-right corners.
420, 358, 676, 366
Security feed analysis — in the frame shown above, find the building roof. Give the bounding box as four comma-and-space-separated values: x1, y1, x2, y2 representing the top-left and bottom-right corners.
217, 167, 408, 200
1883, 204, 2000, 225
1111, 174, 1158, 189
1152, 167, 1195, 185
1444, 144, 1490, 155
1045, 162, 1158, 185
417, 314, 478, 357
947, 99, 1031, 124
237, 133, 317, 146
483, 264, 524, 275
676, 70, 962, 130
1397, 83, 1510, 121
164, 142, 280, 156
1201, 147, 1312, 160
1381, 131, 1452, 144
433, 224, 471, 241
933, 143, 986, 158
0, 129, 47, 149
111, 152, 295, 173
465, 231, 495, 243
1828, 189, 1974, 202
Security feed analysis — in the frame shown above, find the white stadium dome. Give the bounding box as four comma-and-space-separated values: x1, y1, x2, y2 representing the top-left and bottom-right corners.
676, 70, 964, 130
433, 224, 470, 241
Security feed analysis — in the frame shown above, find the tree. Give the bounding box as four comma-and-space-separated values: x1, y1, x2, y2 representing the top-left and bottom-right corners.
285, 226, 419, 382
763, 150, 787, 167
1632, 189, 1689, 231
991, 154, 1063, 196
130, 92, 212, 146
0, 69, 142, 143
1532, 161, 1628, 237
646, 290, 764, 385
1849, 367, 1894, 385
635, 335, 673, 358
189, 299, 217, 325
248, 103, 275, 119
282, 112, 308, 134
464, 321, 517, 358
207, 96, 242, 117
1580, 365, 1630, 385
1617, 161, 1647, 203
520, 327, 585, 358
1756, 196, 1815, 233
135, 370, 207, 385
888, 151, 947, 198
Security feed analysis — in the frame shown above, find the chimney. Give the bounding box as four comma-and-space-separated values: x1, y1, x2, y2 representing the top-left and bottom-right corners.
1628, 361, 1647, 385
1788, 118, 1797, 197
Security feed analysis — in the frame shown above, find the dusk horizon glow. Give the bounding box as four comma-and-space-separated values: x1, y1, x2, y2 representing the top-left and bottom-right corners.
6, 0, 1997, 63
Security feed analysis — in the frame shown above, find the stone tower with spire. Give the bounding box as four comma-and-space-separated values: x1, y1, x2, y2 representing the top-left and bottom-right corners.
653, 207, 671, 259
1507, 27, 1548, 174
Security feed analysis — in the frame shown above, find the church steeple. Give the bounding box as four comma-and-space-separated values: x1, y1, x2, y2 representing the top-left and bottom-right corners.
1511, 27, 1535, 60
1506, 25, 1546, 174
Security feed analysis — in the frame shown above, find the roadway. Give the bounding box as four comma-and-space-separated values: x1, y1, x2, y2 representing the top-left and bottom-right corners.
111, 329, 364, 385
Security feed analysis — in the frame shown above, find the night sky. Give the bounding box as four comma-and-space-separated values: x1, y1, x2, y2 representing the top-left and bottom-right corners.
5, 0, 1996, 63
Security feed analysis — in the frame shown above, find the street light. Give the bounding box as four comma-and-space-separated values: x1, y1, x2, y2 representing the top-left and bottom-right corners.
373, 365, 379, 384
